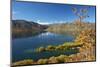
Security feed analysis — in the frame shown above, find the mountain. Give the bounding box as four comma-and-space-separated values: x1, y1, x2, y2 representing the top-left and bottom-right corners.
12, 20, 48, 38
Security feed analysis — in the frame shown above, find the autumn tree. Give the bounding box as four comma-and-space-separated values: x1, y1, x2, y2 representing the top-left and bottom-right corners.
72, 7, 89, 23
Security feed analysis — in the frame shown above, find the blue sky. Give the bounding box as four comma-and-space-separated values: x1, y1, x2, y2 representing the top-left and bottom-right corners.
12, 1, 96, 24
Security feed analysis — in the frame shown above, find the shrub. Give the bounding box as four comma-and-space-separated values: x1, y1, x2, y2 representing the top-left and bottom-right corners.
35, 47, 45, 52
75, 29, 95, 46
55, 45, 67, 50
74, 29, 96, 61
37, 59, 48, 64
56, 55, 68, 63
48, 56, 59, 64
46, 45, 55, 51
12, 59, 34, 66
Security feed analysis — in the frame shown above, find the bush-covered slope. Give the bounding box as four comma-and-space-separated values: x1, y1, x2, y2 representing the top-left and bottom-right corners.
46, 22, 95, 35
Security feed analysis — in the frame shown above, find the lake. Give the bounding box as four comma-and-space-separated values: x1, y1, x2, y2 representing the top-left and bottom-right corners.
12, 32, 76, 62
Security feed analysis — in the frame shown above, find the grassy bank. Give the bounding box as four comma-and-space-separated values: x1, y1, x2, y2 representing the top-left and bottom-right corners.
34, 42, 82, 53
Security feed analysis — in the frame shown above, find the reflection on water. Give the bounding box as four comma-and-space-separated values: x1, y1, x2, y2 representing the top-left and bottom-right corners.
12, 32, 76, 62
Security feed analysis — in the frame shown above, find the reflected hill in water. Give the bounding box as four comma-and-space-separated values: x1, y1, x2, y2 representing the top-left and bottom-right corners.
12, 20, 48, 38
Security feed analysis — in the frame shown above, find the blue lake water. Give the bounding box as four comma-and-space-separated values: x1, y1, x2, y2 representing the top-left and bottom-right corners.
12, 32, 76, 62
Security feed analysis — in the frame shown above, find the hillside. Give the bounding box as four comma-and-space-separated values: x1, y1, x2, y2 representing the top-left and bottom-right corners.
46, 22, 95, 35
12, 20, 48, 38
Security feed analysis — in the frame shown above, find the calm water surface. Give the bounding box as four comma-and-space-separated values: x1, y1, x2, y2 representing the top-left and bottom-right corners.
12, 32, 76, 62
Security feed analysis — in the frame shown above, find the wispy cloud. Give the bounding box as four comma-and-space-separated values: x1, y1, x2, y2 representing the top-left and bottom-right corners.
12, 11, 19, 19
12, 11, 18, 15
37, 20, 51, 25
36, 20, 68, 25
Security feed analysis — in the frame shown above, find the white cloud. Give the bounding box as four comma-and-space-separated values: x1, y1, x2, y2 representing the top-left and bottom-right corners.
39, 22, 50, 25
53, 20, 67, 24
36, 20, 68, 25
36, 20, 51, 25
